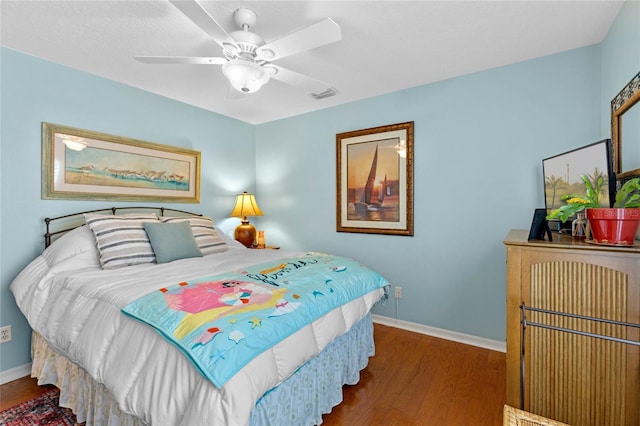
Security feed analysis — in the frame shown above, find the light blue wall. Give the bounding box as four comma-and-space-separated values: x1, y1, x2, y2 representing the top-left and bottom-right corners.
255, 46, 602, 341
600, 0, 640, 150
255, 2, 640, 342
0, 47, 255, 372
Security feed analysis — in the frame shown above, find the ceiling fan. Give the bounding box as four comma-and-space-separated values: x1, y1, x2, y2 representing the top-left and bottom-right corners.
135, 0, 341, 96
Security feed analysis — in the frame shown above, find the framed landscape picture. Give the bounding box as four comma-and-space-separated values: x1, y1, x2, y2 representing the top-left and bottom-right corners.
336, 121, 414, 236
42, 122, 201, 203
542, 139, 615, 214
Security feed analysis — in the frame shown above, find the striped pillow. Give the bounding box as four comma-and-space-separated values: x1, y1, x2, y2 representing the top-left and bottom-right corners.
160, 216, 228, 256
84, 213, 160, 269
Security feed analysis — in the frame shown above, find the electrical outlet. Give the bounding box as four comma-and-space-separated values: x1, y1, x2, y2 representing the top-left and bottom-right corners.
0, 326, 11, 343
394, 287, 402, 299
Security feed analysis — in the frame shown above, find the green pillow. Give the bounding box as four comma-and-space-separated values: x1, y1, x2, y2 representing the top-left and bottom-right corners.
143, 221, 202, 264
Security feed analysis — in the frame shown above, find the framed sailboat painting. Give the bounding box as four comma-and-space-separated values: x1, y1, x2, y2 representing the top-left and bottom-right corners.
336, 121, 414, 236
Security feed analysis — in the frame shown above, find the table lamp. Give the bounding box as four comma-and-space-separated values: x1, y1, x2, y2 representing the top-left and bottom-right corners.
230, 191, 264, 247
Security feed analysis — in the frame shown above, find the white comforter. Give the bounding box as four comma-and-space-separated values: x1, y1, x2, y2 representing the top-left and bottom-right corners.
11, 246, 383, 425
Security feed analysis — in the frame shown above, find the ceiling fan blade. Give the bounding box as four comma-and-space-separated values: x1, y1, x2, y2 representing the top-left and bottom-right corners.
134, 56, 227, 65
169, 0, 237, 48
256, 18, 341, 61
270, 65, 334, 95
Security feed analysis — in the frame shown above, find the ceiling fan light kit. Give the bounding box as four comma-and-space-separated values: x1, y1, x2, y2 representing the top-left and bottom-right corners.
222, 59, 269, 93
135, 1, 341, 95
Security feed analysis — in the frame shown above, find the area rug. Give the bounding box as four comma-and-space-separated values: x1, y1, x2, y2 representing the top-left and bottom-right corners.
0, 388, 77, 425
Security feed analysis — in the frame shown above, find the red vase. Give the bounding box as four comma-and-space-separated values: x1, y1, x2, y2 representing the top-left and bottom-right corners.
586, 208, 640, 245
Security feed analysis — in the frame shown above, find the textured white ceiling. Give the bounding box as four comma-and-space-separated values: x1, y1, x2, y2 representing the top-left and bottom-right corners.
1, 1, 624, 124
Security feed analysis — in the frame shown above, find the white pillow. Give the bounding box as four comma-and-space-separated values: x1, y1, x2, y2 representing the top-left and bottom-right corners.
42, 225, 100, 269
84, 213, 159, 269
160, 216, 229, 255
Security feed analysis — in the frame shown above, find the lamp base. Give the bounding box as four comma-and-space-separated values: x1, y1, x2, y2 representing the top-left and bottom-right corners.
235, 221, 256, 247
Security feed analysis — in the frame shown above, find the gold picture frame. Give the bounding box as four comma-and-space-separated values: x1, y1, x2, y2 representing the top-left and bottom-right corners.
336, 121, 414, 236
611, 70, 640, 179
42, 122, 201, 203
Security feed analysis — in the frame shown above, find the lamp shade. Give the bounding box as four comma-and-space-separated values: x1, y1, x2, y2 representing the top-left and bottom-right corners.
222, 60, 270, 94
230, 192, 264, 218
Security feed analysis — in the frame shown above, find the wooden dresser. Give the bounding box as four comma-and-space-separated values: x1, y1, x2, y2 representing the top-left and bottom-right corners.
504, 230, 639, 425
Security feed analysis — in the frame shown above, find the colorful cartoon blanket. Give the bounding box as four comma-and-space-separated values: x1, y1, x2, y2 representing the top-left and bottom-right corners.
121, 252, 388, 388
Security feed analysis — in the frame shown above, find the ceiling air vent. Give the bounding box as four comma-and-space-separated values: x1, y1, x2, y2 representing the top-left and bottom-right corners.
311, 88, 336, 100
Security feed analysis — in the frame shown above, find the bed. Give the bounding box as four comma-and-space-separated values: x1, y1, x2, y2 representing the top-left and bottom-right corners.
10, 207, 388, 425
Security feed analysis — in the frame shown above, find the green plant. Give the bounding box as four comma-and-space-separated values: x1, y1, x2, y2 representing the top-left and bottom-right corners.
546, 176, 640, 222
614, 177, 640, 208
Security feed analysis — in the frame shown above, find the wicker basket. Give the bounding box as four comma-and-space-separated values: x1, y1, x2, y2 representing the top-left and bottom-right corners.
503, 405, 570, 426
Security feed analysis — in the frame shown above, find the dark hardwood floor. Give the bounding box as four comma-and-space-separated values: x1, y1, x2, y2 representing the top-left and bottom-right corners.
323, 324, 506, 425
0, 375, 54, 411
1, 323, 506, 425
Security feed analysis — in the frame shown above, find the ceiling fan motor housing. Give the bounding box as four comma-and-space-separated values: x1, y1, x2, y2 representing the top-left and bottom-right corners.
228, 30, 264, 58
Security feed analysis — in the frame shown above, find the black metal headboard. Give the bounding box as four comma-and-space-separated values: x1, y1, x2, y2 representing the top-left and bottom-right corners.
44, 206, 203, 247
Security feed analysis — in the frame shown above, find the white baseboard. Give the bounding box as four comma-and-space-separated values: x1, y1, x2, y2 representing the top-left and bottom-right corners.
372, 314, 506, 353
0, 362, 31, 385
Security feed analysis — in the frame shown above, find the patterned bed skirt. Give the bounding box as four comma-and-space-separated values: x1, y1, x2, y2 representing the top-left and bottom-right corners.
30, 313, 375, 425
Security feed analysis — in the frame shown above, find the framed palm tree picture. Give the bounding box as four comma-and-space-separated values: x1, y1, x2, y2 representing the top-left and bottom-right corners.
542, 139, 615, 215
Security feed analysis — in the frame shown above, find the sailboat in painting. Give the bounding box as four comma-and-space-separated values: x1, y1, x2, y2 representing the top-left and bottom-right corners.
378, 174, 387, 204
355, 146, 385, 213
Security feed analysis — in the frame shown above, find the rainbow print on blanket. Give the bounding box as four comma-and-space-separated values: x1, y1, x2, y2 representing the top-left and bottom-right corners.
122, 252, 388, 388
